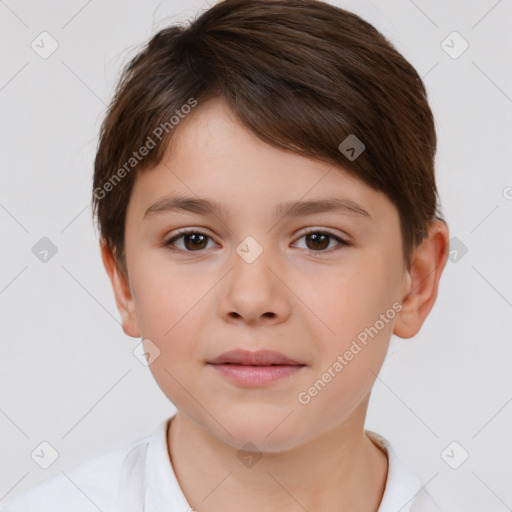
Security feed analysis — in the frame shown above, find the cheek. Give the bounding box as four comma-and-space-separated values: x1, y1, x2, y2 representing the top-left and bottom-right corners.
302, 261, 391, 336
137, 276, 206, 410
299, 256, 397, 376
130, 254, 211, 339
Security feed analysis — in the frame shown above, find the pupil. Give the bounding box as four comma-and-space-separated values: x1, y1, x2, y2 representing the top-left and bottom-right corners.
185, 234, 207, 250
307, 233, 328, 251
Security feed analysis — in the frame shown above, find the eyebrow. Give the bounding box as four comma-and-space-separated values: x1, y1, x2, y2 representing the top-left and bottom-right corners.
143, 195, 372, 220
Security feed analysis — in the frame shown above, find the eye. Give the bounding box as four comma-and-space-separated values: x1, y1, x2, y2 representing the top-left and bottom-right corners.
164, 230, 217, 252
293, 229, 349, 255
164, 228, 350, 255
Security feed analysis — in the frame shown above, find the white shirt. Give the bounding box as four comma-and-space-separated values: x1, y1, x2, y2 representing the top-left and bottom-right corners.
0, 415, 443, 512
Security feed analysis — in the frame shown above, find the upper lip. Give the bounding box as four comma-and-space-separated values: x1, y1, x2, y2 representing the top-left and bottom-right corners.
207, 349, 304, 366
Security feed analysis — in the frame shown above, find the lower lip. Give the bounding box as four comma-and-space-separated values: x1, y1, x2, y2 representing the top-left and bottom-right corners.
208, 363, 305, 386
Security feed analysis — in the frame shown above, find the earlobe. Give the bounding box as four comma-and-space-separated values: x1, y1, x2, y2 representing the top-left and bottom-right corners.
100, 240, 141, 338
393, 220, 450, 339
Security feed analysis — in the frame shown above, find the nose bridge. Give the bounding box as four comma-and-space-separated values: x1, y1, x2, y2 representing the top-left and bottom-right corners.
218, 233, 289, 324
231, 233, 278, 297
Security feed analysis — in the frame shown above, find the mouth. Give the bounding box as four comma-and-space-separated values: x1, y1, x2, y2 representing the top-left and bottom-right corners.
207, 349, 306, 387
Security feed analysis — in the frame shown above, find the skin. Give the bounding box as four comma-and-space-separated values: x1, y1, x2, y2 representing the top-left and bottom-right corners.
101, 97, 449, 511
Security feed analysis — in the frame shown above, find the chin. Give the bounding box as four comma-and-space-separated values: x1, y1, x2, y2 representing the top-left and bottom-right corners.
211, 408, 304, 453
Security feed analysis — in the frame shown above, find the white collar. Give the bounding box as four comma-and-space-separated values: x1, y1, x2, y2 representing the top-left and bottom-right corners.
365, 430, 425, 512
115, 416, 190, 512
116, 416, 428, 512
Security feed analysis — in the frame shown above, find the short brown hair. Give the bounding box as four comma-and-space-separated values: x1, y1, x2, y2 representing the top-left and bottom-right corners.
92, 0, 445, 278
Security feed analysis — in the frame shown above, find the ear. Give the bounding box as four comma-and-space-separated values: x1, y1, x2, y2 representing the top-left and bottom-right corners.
393, 219, 450, 339
100, 239, 141, 338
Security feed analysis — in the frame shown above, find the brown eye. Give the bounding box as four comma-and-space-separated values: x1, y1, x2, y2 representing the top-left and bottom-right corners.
165, 231, 215, 252
305, 232, 330, 251
294, 230, 348, 254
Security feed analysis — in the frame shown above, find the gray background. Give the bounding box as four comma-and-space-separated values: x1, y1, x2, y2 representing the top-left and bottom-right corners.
1, 1, 511, 511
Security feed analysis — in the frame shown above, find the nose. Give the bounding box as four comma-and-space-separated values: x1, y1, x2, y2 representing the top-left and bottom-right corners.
217, 243, 292, 327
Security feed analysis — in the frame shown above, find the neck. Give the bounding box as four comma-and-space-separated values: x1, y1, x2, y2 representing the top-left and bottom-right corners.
167, 410, 388, 512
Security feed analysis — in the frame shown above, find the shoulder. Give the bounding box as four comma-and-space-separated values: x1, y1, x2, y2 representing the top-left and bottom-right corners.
0, 436, 150, 512
410, 489, 444, 512
365, 430, 444, 512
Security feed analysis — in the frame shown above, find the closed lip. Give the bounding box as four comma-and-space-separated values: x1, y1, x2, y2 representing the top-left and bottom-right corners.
207, 349, 304, 366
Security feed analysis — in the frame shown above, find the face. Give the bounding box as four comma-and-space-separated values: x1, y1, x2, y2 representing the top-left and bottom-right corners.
105, 98, 423, 452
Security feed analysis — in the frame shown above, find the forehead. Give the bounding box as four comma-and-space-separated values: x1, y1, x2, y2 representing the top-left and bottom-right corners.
127, 98, 395, 225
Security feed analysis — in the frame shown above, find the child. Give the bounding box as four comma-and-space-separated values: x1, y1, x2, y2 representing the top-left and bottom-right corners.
1, 0, 449, 510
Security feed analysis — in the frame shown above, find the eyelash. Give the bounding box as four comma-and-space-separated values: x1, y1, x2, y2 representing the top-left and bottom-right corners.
164, 228, 350, 256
